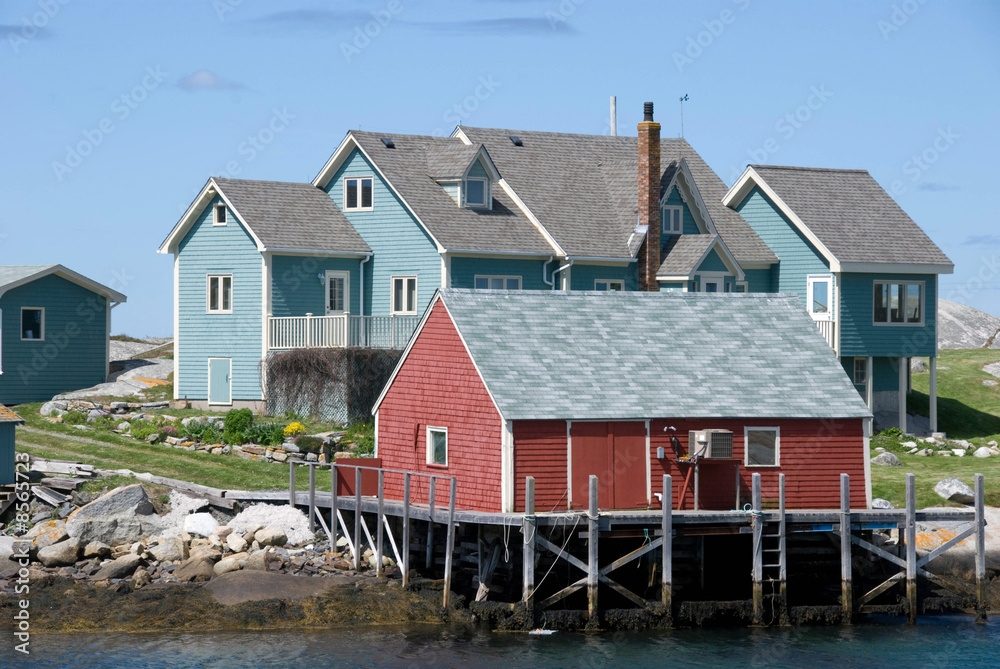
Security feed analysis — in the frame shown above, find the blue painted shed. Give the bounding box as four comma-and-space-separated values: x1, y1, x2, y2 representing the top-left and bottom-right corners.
0, 406, 24, 485
0, 265, 127, 405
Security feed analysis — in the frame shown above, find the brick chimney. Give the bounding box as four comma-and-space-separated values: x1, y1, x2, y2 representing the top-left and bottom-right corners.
638, 101, 660, 291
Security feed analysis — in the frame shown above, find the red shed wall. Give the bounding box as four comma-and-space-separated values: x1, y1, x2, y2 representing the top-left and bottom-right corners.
650, 418, 866, 510
375, 301, 503, 512
513, 420, 568, 513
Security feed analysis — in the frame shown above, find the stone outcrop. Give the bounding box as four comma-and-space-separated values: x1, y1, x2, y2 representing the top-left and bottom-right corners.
934, 478, 976, 504
66, 484, 159, 546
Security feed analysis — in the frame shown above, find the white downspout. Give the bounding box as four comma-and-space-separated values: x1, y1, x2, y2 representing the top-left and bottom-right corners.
542, 256, 554, 289
359, 254, 371, 315
553, 259, 574, 291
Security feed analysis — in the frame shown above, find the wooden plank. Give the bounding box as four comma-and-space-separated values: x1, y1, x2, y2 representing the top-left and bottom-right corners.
600, 538, 661, 575
778, 473, 787, 624
536, 534, 588, 573
540, 578, 586, 609
443, 478, 456, 608
476, 540, 502, 602
840, 473, 852, 624
751, 473, 763, 625
330, 465, 338, 549
662, 475, 672, 612
354, 467, 363, 571
376, 470, 385, 577
308, 465, 316, 534
39, 477, 87, 492
382, 514, 402, 567
313, 505, 332, 542
916, 525, 976, 569
905, 473, 917, 624
851, 534, 906, 569
975, 473, 986, 623
523, 476, 535, 607
600, 573, 648, 608
30, 460, 94, 477
336, 509, 355, 557
360, 513, 376, 560
402, 473, 411, 588
288, 463, 296, 507
588, 475, 599, 620
426, 477, 436, 571
860, 572, 905, 606
33, 486, 68, 506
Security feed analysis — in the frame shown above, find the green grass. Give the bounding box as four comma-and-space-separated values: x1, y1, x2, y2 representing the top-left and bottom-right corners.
869, 349, 1000, 508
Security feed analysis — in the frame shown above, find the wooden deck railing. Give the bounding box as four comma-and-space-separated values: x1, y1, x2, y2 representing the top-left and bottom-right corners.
267, 313, 419, 350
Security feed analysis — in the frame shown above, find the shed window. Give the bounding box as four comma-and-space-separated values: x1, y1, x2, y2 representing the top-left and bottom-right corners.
21, 307, 44, 340
662, 206, 682, 234
207, 275, 233, 314
427, 426, 448, 466
391, 276, 417, 314
595, 280, 624, 291
853, 358, 868, 385
745, 427, 779, 467
474, 276, 521, 290
344, 177, 374, 211
213, 204, 227, 226
465, 178, 488, 208
874, 281, 923, 325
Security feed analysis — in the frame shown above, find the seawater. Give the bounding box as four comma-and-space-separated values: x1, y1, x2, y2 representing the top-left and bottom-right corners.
10, 617, 999, 668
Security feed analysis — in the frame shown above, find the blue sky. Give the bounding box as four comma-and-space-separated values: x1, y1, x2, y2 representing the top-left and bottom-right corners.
2, 0, 998, 335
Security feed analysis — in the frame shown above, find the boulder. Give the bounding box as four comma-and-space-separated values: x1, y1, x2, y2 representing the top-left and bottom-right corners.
901, 441, 918, 449
245, 548, 278, 571
910, 358, 927, 373
871, 498, 895, 509
989, 440, 998, 448
83, 541, 112, 559
226, 533, 248, 554
916, 448, 934, 456
871, 452, 902, 466
37, 537, 82, 567
212, 526, 233, 539
149, 536, 188, 563
213, 556, 246, 576
40, 401, 66, 416
936, 451, 952, 457
26, 519, 68, 552
954, 439, 973, 448
92, 553, 142, 581
174, 557, 215, 582
973, 447, 993, 458
66, 484, 158, 546
0, 535, 28, 571
874, 447, 886, 453
183, 513, 219, 538
254, 527, 287, 547
132, 568, 152, 588
934, 478, 975, 504
952, 449, 967, 457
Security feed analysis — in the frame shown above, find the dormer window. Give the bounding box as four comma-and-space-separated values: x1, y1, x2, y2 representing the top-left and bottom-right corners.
662, 206, 682, 234
213, 204, 227, 226
465, 178, 488, 208
344, 177, 374, 211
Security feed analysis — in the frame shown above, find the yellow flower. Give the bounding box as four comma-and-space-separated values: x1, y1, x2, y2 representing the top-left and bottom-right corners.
284, 422, 306, 438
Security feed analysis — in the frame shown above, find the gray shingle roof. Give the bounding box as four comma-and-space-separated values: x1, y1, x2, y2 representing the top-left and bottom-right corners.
0, 265, 57, 290
750, 166, 952, 266
657, 234, 718, 277
350, 131, 556, 255
425, 143, 484, 179
459, 127, 778, 264
0, 265, 126, 302
438, 289, 871, 421
213, 178, 370, 254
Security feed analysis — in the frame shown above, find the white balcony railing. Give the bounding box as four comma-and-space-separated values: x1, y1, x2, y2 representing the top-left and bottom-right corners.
268, 313, 420, 350
815, 319, 835, 351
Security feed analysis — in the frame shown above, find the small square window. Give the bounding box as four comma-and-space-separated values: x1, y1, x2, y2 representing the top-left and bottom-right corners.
853, 358, 868, 385
213, 204, 227, 226
427, 427, 448, 466
661, 206, 682, 234
465, 178, 487, 207
745, 427, 779, 467
207, 274, 233, 314
595, 280, 624, 291
21, 308, 43, 340
344, 177, 374, 211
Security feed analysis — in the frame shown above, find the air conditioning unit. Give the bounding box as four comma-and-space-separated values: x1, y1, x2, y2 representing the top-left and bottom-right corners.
689, 429, 734, 459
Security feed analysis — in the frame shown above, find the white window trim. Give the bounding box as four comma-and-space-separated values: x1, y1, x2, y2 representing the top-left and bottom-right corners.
206, 274, 233, 314
698, 271, 728, 293
464, 177, 489, 208
594, 279, 625, 291
734, 281, 749, 293
390, 275, 418, 315
213, 203, 227, 226
474, 275, 522, 290
20, 306, 45, 341
744, 426, 780, 468
325, 270, 350, 315
806, 274, 834, 321
426, 425, 448, 466
873, 280, 925, 327
343, 176, 374, 212
853, 357, 868, 385
661, 205, 683, 234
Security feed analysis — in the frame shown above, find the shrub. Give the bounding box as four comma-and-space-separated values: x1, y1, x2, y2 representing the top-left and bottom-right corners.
222, 408, 254, 445
294, 435, 325, 454
201, 425, 222, 445
129, 420, 159, 441
62, 410, 87, 425
347, 421, 374, 455
877, 427, 904, 440
284, 421, 306, 439
158, 426, 178, 438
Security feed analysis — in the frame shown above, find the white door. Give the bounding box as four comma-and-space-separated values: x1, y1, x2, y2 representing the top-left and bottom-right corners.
806, 275, 833, 321
325, 271, 350, 315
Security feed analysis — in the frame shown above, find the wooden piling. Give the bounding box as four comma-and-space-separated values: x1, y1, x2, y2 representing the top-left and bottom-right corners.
778, 473, 788, 625
662, 475, 672, 617
402, 473, 411, 588
376, 470, 385, 577
751, 473, 763, 625
443, 478, 457, 608
288, 463, 296, 507
353, 467, 363, 572
523, 476, 536, 608
426, 477, 436, 570
308, 465, 316, 534
330, 464, 338, 547
975, 472, 986, 623
840, 473, 852, 624
588, 475, 599, 621
905, 473, 917, 624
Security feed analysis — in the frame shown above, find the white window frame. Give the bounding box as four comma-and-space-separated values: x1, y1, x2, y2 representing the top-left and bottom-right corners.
474, 275, 522, 290
20, 306, 44, 341
661, 205, 682, 235
853, 358, 868, 385
426, 426, 448, 466
594, 279, 625, 291
744, 426, 780, 467
213, 203, 227, 226
734, 281, 749, 293
390, 276, 418, 315
873, 280, 924, 326
806, 274, 834, 321
206, 274, 233, 314
343, 176, 374, 212
325, 270, 350, 315
464, 177, 489, 208
698, 272, 728, 293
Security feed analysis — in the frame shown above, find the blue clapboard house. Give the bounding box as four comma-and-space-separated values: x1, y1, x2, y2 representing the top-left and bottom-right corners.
160, 102, 950, 434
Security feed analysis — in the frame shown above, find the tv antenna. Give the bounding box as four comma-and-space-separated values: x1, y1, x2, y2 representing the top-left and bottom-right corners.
679, 94, 689, 138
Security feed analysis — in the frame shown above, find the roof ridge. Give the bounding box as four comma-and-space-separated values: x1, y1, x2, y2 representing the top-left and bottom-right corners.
212, 177, 320, 188
751, 164, 870, 174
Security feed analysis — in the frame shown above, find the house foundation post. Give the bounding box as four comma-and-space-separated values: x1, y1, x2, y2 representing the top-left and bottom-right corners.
840, 473, 853, 624
662, 475, 672, 620
523, 477, 536, 610
929, 357, 938, 433
751, 473, 763, 625
975, 473, 987, 623
588, 475, 599, 623
905, 473, 917, 624
402, 473, 411, 588
778, 473, 788, 625
898, 357, 908, 433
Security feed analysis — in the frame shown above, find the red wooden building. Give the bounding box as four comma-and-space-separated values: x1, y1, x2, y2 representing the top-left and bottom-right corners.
372, 289, 873, 513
